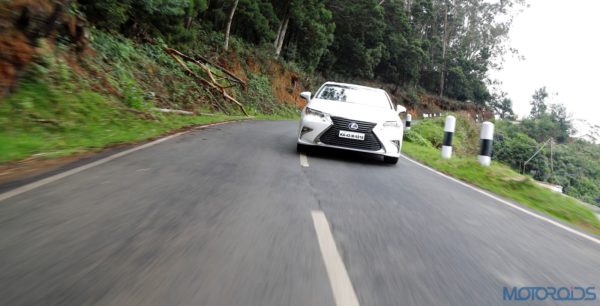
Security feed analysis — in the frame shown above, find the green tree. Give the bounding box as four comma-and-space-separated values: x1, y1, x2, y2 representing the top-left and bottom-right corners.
529, 86, 548, 118
490, 91, 515, 119
320, 0, 385, 78
274, 0, 334, 72
549, 103, 572, 143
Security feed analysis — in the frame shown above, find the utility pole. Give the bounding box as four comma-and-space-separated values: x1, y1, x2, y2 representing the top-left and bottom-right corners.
522, 138, 552, 174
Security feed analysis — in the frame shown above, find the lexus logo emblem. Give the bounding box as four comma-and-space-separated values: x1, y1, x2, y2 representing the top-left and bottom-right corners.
348, 122, 359, 130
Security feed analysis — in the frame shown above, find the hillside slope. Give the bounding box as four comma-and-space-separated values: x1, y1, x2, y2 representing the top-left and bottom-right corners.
0, 0, 484, 165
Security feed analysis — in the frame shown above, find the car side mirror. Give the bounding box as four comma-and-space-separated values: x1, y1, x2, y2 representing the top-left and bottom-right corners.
300, 91, 312, 101
396, 105, 406, 114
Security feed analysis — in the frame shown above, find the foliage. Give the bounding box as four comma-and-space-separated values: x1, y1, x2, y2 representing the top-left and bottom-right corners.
408, 112, 479, 155
489, 91, 515, 120
0, 80, 242, 163
494, 120, 600, 207
402, 142, 600, 235
0, 26, 299, 163
410, 117, 444, 147
404, 129, 432, 147
240, 74, 296, 116
409, 111, 599, 208
282, 0, 335, 72
529, 86, 548, 118
76, 0, 525, 105
518, 87, 574, 143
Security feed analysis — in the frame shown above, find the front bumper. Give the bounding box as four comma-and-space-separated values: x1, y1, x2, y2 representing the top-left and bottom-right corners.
298, 114, 403, 157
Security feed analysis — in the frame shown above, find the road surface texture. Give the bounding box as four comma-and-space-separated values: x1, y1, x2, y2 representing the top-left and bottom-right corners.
0, 120, 598, 305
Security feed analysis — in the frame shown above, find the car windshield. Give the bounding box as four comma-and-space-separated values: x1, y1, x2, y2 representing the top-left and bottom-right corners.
316, 85, 391, 109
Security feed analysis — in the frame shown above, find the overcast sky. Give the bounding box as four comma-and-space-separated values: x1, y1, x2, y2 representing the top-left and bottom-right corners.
490, 0, 600, 128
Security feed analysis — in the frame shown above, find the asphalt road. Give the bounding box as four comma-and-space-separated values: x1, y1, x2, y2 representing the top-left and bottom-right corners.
0, 120, 598, 306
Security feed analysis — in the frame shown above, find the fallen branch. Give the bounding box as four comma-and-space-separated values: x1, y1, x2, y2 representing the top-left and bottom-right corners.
122, 108, 159, 120
167, 48, 246, 89
152, 108, 194, 115
164, 47, 249, 116
31, 118, 61, 127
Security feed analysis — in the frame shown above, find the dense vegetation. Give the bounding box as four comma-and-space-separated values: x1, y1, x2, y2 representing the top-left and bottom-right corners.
0, 31, 255, 162
0, 0, 302, 162
401, 140, 600, 235
1, 0, 529, 161
77, 0, 525, 105
403, 103, 600, 207
403, 113, 600, 233
494, 88, 600, 206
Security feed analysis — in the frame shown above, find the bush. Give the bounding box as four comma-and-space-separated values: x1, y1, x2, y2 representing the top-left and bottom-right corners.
404, 129, 432, 147
409, 112, 478, 156
411, 117, 444, 147
494, 120, 600, 207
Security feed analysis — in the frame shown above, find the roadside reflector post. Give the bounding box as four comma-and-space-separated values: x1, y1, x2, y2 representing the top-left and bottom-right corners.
441, 115, 455, 159
478, 122, 494, 166
405, 114, 412, 130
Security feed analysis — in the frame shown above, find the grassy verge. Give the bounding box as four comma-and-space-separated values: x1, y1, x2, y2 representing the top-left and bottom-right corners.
402, 141, 600, 235
0, 30, 300, 164
0, 82, 244, 162
0, 81, 291, 163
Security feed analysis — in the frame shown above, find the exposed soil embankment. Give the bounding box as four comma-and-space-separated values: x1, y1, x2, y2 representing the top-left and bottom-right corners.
0, 0, 85, 96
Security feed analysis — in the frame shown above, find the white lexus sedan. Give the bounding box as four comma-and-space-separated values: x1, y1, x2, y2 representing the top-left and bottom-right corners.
297, 82, 406, 164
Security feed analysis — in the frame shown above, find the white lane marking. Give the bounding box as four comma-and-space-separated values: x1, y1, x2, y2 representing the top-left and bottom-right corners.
300, 153, 309, 167
0, 121, 234, 203
311, 210, 360, 306
400, 155, 600, 246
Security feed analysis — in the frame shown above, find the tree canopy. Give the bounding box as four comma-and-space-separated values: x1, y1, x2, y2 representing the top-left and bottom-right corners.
78, 0, 526, 105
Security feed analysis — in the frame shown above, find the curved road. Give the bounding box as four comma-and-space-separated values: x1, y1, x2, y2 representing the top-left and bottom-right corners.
0, 120, 598, 305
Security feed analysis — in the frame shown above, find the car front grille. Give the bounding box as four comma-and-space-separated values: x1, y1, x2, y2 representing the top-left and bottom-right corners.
319, 116, 382, 151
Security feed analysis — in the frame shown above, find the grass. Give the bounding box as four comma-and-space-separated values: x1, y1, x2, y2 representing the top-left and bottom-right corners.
0, 81, 250, 163
402, 141, 600, 235
0, 81, 295, 163
0, 30, 299, 164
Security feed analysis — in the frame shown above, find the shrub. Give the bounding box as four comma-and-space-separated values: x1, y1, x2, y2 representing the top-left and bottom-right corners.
404, 129, 432, 147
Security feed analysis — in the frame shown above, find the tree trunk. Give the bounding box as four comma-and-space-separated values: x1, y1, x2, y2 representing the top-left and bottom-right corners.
224, 0, 239, 51
274, 16, 284, 48
274, 11, 290, 57
439, 1, 448, 98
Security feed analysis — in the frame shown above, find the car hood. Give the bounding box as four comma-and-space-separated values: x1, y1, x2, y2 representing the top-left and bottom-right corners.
308, 99, 399, 123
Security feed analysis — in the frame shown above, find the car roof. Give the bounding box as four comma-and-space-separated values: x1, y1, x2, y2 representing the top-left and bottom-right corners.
321, 81, 385, 92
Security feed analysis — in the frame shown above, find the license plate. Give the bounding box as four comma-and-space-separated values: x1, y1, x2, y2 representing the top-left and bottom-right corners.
338, 130, 365, 141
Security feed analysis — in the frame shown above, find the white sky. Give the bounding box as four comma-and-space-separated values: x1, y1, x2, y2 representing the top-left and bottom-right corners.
490, 0, 600, 128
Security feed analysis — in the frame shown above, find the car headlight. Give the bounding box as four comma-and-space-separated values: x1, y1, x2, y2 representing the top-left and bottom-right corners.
304, 107, 332, 124
383, 121, 402, 127
305, 107, 327, 118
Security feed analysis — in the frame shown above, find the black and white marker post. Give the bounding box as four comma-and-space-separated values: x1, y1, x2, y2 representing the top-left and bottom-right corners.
441, 115, 455, 159
405, 114, 412, 130
478, 121, 494, 166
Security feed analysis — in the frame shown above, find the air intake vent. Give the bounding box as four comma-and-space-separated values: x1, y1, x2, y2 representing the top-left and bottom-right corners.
319, 117, 382, 151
